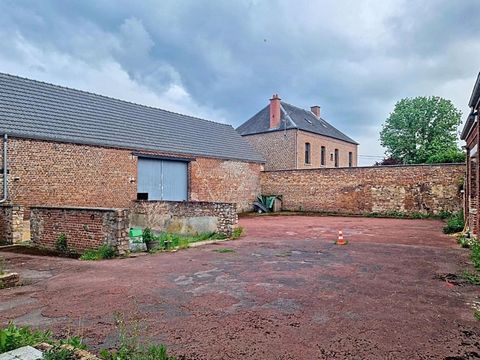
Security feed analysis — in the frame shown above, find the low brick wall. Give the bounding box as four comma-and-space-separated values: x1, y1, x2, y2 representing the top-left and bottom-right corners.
0, 204, 24, 245
30, 206, 130, 254
130, 201, 238, 236
261, 163, 465, 215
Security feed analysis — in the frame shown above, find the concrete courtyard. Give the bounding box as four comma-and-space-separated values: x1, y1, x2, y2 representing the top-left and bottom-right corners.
0, 215, 479, 359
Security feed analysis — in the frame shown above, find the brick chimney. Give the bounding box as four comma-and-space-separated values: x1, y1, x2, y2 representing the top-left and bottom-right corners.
311, 105, 321, 118
269, 94, 281, 129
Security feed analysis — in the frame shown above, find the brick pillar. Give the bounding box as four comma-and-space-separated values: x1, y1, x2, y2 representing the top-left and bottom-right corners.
0, 204, 24, 245
114, 209, 130, 255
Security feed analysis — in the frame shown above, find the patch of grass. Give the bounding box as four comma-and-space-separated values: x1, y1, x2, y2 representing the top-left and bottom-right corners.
0, 323, 53, 353
471, 241, 480, 271
80, 244, 116, 261
0, 256, 5, 275
364, 211, 434, 219
443, 210, 464, 234
100, 344, 174, 360
461, 270, 480, 285
150, 231, 228, 252
0, 321, 174, 359
475, 310, 480, 321
275, 251, 292, 257
99, 312, 176, 360
214, 248, 235, 253
457, 235, 477, 249
43, 345, 75, 360
231, 226, 244, 239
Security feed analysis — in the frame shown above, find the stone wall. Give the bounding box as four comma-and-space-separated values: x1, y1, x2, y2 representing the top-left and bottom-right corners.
130, 201, 238, 236
2, 137, 262, 216
0, 204, 24, 245
30, 206, 130, 254
261, 163, 465, 215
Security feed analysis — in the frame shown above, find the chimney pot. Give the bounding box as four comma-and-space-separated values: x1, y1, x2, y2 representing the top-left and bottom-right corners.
311, 105, 321, 118
269, 93, 282, 129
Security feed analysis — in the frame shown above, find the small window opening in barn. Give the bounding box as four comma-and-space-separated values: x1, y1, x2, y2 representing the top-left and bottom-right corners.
334, 149, 339, 167
305, 142, 311, 164
321, 146, 326, 166
137, 192, 148, 200
349, 152, 353, 167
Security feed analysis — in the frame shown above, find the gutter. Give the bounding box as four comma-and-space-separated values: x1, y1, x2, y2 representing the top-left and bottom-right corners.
0, 134, 8, 203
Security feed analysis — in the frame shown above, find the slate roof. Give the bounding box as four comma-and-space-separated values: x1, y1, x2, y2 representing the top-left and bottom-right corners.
0, 72, 264, 163
236, 101, 358, 145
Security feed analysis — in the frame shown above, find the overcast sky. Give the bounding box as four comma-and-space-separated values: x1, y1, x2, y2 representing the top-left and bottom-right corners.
0, 1, 479, 165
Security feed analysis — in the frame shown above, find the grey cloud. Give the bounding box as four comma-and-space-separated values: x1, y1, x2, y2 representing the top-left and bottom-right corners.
0, 0, 478, 164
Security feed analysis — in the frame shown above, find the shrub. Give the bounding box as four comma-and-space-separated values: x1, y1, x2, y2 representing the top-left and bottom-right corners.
438, 210, 452, 220
443, 210, 464, 234
55, 233, 68, 253
142, 228, 156, 243
80, 244, 116, 261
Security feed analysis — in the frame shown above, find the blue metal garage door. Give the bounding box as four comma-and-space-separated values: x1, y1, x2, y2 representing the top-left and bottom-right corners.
137, 158, 188, 201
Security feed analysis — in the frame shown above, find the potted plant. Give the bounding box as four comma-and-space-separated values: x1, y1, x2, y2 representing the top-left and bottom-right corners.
142, 228, 157, 252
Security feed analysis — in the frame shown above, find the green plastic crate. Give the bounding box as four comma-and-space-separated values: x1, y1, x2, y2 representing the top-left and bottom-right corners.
129, 228, 143, 238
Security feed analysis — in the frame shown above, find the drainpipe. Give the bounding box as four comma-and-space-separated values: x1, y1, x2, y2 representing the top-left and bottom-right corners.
0, 134, 8, 203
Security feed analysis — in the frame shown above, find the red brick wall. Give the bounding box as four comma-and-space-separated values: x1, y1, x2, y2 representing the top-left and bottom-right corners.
2, 137, 262, 215
261, 164, 465, 215
189, 157, 262, 212
30, 206, 129, 253
5, 138, 137, 210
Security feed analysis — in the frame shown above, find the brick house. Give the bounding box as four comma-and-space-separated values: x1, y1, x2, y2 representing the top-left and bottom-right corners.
461, 73, 480, 236
236, 94, 358, 170
0, 73, 264, 218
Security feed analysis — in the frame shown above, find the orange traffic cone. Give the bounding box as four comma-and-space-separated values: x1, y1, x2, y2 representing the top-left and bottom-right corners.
336, 230, 347, 245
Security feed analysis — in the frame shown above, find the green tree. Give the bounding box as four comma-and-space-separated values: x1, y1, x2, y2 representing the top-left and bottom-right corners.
380, 96, 464, 164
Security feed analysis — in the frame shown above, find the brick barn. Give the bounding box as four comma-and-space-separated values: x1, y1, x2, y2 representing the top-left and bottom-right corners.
461, 72, 480, 236
237, 94, 358, 170
0, 72, 264, 223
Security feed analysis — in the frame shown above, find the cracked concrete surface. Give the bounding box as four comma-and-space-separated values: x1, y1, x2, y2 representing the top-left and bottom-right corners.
0, 215, 479, 359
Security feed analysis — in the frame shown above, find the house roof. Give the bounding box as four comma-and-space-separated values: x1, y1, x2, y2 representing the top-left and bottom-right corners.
460, 111, 477, 140
469, 72, 480, 108
461, 72, 480, 141
0, 72, 264, 163
236, 101, 358, 145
